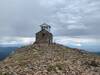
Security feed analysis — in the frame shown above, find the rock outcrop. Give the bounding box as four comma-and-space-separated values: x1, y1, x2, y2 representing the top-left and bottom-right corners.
0, 43, 100, 75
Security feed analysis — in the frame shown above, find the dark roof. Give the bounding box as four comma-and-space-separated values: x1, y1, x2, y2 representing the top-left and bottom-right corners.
36, 29, 52, 35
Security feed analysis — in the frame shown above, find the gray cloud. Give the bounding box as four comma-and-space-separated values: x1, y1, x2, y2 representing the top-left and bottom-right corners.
0, 0, 100, 38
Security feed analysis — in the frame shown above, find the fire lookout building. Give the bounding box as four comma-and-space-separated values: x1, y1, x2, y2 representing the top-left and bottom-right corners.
34, 23, 53, 44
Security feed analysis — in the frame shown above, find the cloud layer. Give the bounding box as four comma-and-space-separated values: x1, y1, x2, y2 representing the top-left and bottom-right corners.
0, 36, 100, 52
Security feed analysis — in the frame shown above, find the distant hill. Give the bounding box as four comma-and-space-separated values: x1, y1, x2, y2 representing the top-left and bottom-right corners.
0, 43, 100, 75
95, 52, 100, 56
0, 47, 18, 60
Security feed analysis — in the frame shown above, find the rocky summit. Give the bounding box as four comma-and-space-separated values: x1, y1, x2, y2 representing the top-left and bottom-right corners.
0, 43, 100, 75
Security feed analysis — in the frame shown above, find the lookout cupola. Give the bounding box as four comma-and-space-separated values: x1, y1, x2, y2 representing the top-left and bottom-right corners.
40, 23, 51, 32
34, 23, 53, 44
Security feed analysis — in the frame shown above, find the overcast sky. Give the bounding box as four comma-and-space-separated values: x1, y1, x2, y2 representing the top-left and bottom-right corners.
0, 0, 100, 51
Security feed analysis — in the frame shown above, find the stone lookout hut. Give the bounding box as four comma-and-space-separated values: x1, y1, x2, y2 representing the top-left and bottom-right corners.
34, 23, 53, 44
